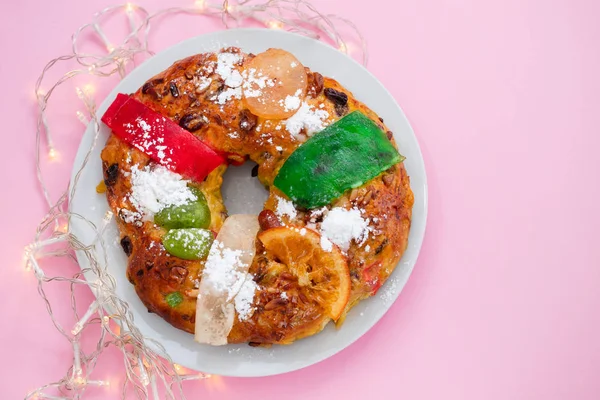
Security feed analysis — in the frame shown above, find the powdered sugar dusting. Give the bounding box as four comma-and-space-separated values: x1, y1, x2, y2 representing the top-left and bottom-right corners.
195, 76, 212, 92
234, 279, 259, 320
320, 235, 333, 252
168, 229, 212, 255
136, 117, 151, 133
380, 277, 398, 305
227, 70, 243, 88
284, 102, 329, 139
212, 52, 243, 105
118, 208, 143, 226
129, 164, 197, 219
216, 52, 242, 87
282, 89, 302, 112
242, 68, 276, 99
215, 87, 242, 105
275, 197, 297, 220
202, 241, 257, 321
123, 116, 173, 166
320, 207, 370, 252
283, 94, 301, 111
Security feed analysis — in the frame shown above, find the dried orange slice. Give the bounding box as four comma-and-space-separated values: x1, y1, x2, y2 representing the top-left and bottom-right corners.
257, 226, 351, 320
242, 48, 307, 119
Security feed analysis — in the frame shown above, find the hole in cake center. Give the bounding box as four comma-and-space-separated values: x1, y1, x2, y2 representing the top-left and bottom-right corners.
221, 162, 270, 215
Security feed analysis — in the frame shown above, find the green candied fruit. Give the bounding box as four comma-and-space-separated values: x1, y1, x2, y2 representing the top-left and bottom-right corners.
162, 228, 214, 260
154, 187, 211, 229
165, 292, 184, 308
274, 111, 405, 209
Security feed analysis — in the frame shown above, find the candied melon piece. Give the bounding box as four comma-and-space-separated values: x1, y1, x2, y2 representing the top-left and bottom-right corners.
242, 49, 307, 119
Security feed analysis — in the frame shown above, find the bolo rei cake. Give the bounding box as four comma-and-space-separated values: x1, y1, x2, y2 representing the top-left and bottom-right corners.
99, 47, 414, 346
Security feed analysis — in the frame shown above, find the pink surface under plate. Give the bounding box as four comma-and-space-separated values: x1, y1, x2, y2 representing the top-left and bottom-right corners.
1, 0, 599, 399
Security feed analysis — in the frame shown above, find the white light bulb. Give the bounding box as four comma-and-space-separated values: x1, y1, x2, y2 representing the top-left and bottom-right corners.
71, 372, 87, 388
83, 83, 95, 95
55, 222, 69, 233
267, 20, 283, 30
75, 86, 85, 100
71, 324, 82, 335
76, 111, 88, 125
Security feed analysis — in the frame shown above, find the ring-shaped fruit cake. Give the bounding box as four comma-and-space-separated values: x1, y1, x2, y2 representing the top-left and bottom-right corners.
99, 47, 414, 346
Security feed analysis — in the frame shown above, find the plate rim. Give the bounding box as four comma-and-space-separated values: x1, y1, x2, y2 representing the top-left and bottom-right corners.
68, 27, 428, 377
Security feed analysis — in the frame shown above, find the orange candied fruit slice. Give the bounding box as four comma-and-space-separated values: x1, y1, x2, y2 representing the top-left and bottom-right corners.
258, 226, 351, 320
242, 49, 308, 119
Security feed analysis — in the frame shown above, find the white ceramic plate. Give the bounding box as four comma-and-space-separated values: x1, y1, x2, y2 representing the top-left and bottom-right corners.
69, 28, 428, 377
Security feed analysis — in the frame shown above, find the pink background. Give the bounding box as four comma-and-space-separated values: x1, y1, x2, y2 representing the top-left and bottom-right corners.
1, 0, 599, 398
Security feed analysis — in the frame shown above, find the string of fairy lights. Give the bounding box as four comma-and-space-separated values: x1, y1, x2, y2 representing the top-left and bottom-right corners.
25, 1, 366, 399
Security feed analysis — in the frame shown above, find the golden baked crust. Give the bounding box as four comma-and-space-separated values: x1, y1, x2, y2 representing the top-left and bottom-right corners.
100, 48, 414, 343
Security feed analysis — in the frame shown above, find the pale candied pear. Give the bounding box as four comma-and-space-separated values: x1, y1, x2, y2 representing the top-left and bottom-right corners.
242, 48, 307, 119
194, 214, 260, 345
